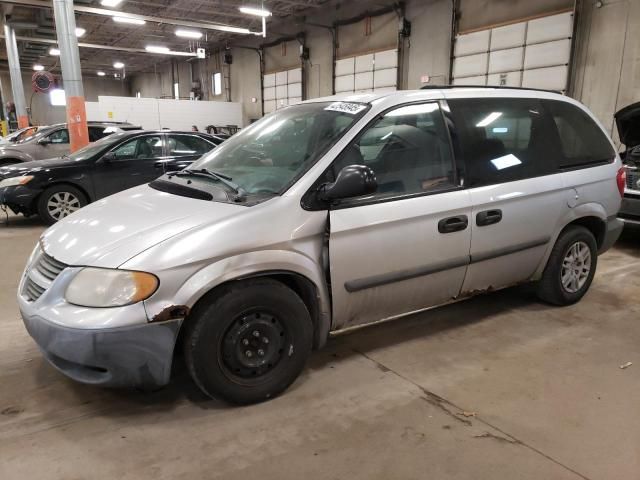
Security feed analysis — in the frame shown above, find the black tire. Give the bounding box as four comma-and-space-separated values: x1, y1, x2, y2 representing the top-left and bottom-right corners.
536, 226, 598, 306
37, 184, 88, 225
184, 278, 313, 405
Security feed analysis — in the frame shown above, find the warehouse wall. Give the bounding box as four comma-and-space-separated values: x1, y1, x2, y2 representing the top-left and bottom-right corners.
0, 72, 126, 126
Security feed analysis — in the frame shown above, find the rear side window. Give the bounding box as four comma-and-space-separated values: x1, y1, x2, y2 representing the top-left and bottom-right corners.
88, 127, 106, 142
166, 135, 212, 157
448, 98, 558, 187
543, 100, 615, 168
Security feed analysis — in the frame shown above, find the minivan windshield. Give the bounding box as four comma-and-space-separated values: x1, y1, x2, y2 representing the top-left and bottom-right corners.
188, 101, 369, 195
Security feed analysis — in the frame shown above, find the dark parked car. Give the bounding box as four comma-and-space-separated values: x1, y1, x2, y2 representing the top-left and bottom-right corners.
0, 130, 224, 224
615, 103, 640, 224
0, 121, 142, 166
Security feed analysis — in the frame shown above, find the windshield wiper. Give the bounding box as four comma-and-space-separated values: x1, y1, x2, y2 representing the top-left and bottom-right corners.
172, 168, 246, 200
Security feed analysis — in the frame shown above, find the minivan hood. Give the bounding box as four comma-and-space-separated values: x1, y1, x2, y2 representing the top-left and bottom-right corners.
41, 184, 246, 268
0, 157, 73, 176
615, 102, 640, 148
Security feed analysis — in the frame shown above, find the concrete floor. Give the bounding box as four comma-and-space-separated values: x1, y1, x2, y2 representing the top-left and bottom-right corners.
0, 212, 638, 480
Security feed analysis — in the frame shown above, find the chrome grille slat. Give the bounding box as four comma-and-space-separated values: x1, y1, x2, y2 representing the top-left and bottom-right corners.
22, 249, 68, 302
23, 277, 46, 302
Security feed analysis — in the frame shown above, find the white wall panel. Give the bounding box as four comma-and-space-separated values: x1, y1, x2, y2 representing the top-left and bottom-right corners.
335, 58, 355, 76
335, 75, 355, 93
287, 68, 302, 83
263, 87, 276, 101
374, 49, 398, 69
275, 85, 288, 99
263, 73, 276, 88
453, 53, 488, 78
275, 71, 288, 86
289, 97, 302, 105
524, 38, 571, 69
373, 86, 397, 94
527, 11, 573, 44
522, 65, 569, 91
487, 71, 522, 87
455, 30, 490, 56
355, 71, 374, 90
452, 75, 486, 86
355, 53, 374, 73
264, 100, 276, 114
488, 47, 524, 73
287, 82, 302, 98
490, 22, 526, 50
374, 68, 397, 88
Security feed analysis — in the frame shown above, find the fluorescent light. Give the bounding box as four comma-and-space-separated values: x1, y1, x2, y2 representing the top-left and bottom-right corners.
113, 61, 125, 69
239, 6, 272, 17
97, 71, 106, 76
145, 45, 170, 54
216, 25, 252, 34
33, 64, 44, 71
175, 29, 203, 39
49, 47, 60, 56
49, 89, 66, 106
75, 27, 86, 37
101, 0, 124, 6
476, 112, 502, 127
113, 16, 146, 25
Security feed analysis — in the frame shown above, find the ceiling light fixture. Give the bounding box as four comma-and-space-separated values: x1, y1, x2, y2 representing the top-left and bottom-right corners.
33, 64, 44, 71
49, 47, 60, 56
175, 29, 203, 39
97, 71, 106, 76
239, 6, 272, 17
145, 45, 171, 54
113, 61, 125, 69
101, 0, 124, 7
216, 25, 252, 34
75, 27, 86, 37
113, 16, 146, 25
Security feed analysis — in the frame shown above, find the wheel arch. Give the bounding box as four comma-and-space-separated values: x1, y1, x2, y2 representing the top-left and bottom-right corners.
33, 181, 92, 210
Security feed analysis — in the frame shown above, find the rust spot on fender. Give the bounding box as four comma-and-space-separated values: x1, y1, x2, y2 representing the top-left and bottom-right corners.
151, 305, 190, 323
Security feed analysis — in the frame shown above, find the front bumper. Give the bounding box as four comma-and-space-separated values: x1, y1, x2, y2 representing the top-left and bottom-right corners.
0, 185, 39, 215
619, 192, 640, 224
21, 312, 181, 387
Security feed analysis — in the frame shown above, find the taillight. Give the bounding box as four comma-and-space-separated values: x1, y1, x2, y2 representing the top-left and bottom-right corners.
616, 167, 626, 197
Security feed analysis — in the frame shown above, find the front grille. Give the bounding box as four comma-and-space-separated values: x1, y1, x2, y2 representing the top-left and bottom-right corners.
35, 251, 68, 281
23, 277, 46, 302
626, 166, 640, 192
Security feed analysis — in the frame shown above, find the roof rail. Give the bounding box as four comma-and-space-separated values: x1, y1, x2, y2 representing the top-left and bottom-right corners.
420, 84, 562, 95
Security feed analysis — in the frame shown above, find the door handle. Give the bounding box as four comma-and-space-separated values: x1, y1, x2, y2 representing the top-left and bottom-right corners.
476, 209, 503, 227
438, 215, 469, 234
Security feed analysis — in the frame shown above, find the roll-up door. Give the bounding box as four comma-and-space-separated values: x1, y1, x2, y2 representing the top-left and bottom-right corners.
334, 48, 398, 95
263, 67, 303, 115
452, 11, 574, 92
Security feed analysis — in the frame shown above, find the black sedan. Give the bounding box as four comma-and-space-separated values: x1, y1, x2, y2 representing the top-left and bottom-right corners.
0, 130, 224, 224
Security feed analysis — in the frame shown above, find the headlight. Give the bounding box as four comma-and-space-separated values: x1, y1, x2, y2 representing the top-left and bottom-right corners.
0, 175, 34, 188
65, 268, 159, 308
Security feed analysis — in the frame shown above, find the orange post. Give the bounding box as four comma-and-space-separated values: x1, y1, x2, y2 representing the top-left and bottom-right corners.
67, 96, 89, 152
17, 115, 29, 129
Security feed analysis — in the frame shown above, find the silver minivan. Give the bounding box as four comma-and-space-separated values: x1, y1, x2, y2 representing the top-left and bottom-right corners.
18, 88, 624, 404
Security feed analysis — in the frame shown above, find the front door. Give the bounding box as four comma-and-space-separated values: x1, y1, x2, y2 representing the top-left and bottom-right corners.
327, 101, 472, 330
34, 128, 70, 159
447, 97, 567, 293
93, 134, 166, 198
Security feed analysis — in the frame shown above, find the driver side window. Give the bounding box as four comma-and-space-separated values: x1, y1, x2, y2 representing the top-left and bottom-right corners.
332, 102, 456, 199
48, 129, 69, 144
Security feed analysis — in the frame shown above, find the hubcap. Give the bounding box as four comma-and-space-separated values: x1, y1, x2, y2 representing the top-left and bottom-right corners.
221, 312, 286, 379
47, 192, 81, 220
561, 241, 591, 293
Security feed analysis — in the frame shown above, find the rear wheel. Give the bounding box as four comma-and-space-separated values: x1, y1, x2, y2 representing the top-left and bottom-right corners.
37, 185, 88, 225
184, 278, 313, 404
536, 226, 597, 305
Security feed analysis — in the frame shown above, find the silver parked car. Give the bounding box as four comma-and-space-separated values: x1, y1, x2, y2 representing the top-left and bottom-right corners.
0, 122, 141, 165
18, 88, 624, 404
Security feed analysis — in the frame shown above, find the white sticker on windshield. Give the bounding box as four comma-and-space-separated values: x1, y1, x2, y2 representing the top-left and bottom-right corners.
324, 102, 367, 115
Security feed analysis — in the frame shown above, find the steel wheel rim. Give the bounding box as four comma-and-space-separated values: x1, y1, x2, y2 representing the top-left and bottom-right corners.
220, 311, 287, 380
47, 192, 81, 220
561, 241, 591, 293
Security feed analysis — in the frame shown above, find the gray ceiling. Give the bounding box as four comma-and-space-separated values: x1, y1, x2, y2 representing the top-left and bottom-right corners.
1, 0, 330, 74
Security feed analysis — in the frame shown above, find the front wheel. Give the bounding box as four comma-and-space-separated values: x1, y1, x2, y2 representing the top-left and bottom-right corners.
37, 185, 88, 225
536, 226, 598, 305
184, 278, 313, 404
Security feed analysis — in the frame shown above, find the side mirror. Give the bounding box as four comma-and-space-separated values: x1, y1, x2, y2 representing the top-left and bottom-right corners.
38, 138, 51, 146
318, 165, 377, 202
102, 152, 116, 163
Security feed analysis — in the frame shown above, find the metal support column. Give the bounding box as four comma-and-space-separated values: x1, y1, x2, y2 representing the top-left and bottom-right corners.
3, 23, 29, 129
52, 0, 88, 152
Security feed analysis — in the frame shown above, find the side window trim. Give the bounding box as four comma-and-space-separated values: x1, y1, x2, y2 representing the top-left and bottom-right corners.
302, 99, 460, 211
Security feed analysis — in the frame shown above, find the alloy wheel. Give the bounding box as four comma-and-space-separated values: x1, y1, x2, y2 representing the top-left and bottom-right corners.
47, 192, 81, 220
561, 240, 592, 293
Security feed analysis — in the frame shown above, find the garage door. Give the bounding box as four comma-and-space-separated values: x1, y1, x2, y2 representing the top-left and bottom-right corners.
334, 49, 398, 95
263, 67, 303, 114
452, 11, 574, 92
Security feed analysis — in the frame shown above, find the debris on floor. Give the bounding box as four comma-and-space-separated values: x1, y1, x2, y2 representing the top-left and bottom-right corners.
619, 362, 633, 369
458, 411, 476, 418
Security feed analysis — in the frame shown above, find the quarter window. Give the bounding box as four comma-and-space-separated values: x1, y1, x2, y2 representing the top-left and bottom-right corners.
543, 100, 615, 168
166, 135, 213, 157
332, 102, 455, 199
448, 98, 558, 187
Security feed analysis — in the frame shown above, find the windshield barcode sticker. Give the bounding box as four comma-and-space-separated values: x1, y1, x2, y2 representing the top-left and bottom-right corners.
324, 102, 367, 115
